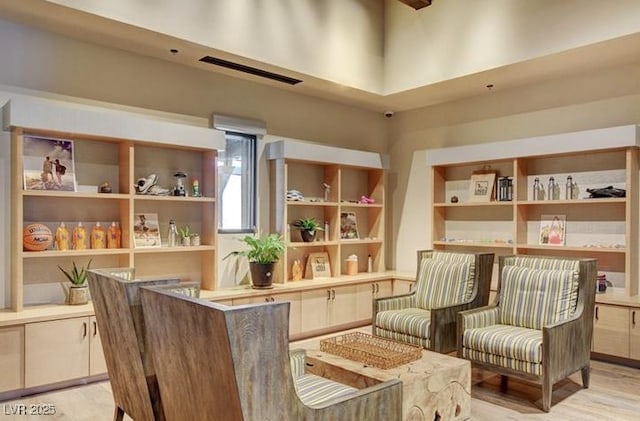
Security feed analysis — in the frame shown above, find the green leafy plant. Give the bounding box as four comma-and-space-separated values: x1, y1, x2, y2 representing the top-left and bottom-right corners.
58, 259, 92, 287
179, 225, 191, 239
225, 233, 285, 264
292, 217, 324, 232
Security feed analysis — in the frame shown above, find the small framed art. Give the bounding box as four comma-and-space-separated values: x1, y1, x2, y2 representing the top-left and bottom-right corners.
468, 172, 496, 202
133, 213, 162, 248
22, 135, 77, 191
305, 252, 332, 279
340, 212, 359, 239
539, 214, 566, 246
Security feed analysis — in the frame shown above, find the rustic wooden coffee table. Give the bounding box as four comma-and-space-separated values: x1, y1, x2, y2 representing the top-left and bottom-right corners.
298, 338, 471, 421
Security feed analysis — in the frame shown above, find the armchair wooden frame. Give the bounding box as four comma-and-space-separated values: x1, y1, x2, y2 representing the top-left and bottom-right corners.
139, 286, 403, 421
373, 250, 494, 353
457, 255, 597, 412
87, 268, 197, 421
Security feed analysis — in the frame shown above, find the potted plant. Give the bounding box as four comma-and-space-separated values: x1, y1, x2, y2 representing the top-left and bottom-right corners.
292, 217, 324, 242
225, 233, 284, 289
179, 225, 191, 246
58, 259, 91, 305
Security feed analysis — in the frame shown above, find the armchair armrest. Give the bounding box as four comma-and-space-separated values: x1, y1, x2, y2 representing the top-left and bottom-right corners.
290, 348, 307, 378
543, 314, 591, 384
430, 301, 476, 353
373, 292, 416, 313
458, 305, 500, 330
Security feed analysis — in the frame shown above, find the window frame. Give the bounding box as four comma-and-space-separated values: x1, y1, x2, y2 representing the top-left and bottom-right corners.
217, 131, 257, 234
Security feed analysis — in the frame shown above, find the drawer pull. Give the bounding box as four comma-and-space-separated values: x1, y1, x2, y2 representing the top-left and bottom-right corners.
82, 322, 88, 338
633, 311, 636, 327
93, 320, 98, 337
595, 306, 599, 321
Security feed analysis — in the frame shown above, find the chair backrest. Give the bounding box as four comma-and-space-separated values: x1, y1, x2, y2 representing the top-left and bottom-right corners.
87, 268, 194, 421
414, 250, 493, 310
139, 286, 301, 420
497, 255, 596, 331
140, 286, 402, 421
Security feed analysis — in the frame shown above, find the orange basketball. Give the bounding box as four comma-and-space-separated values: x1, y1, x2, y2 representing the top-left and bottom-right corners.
23, 223, 53, 251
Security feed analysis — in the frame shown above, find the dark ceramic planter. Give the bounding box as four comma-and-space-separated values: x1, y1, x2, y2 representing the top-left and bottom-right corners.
249, 262, 275, 289
300, 230, 316, 242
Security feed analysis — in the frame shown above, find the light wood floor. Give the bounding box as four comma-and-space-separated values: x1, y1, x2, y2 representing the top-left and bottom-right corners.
1, 359, 638, 420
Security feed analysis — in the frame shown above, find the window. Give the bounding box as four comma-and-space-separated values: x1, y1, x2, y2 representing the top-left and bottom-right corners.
217, 132, 256, 232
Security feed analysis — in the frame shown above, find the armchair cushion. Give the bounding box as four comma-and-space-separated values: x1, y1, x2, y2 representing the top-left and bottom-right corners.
462, 324, 543, 367
375, 308, 431, 338
499, 266, 578, 330
415, 256, 474, 309
295, 374, 358, 406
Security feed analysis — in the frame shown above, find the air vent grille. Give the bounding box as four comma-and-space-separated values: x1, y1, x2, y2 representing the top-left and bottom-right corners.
199, 56, 302, 85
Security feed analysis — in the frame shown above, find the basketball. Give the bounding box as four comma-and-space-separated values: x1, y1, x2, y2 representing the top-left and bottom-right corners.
23, 223, 53, 251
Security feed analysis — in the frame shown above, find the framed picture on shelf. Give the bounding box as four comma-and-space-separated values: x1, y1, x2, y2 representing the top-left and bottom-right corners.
305, 252, 332, 279
133, 213, 162, 248
22, 135, 77, 192
539, 214, 566, 246
340, 212, 359, 239
468, 172, 496, 202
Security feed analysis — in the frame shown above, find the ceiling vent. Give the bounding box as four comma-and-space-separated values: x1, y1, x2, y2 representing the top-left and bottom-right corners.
397, 0, 433, 10
199, 56, 302, 85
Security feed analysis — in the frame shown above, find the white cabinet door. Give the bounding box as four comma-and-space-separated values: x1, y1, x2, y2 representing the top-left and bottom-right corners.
0, 326, 24, 392
25, 317, 90, 388
592, 304, 629, 358
89, 316, 107, 376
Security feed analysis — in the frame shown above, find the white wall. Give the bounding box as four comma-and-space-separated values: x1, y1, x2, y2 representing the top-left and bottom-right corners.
384, 0, 640, 94
43, 0, 385, 93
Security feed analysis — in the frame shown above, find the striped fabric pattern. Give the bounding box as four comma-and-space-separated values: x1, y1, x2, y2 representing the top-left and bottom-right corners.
375, 308, 431, 338
505, 256, 580, 311
376, 294, 415, 312
375, 328, 430, 349
289, 349, 306, 378
461, 348, 541, 376
433, 251, 477, 302
462, 324, 543, 363
415, 258, 474, 309
460, 307, 499, 331
499, 266, 577, 330
294, 374, 358, 406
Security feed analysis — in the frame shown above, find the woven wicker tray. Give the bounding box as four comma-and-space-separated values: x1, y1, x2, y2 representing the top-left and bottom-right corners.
320, 332, 422, 369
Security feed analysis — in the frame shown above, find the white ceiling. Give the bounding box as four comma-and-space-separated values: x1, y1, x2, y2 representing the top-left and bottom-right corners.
1, 0, 639, 114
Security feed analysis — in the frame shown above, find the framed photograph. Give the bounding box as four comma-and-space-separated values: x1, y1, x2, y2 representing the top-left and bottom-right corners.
540, 214, 566, 246
22, 135, 77, 191
340, 212, 359, 239
468, 172, 496, 202
305, 252, 332, 279
133, 213, 162, 248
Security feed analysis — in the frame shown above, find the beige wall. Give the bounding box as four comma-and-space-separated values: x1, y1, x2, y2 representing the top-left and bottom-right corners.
384, 0, 640, 94
388, 62, 640, 271
44, 0, 385, 93
0, 18, 388, 307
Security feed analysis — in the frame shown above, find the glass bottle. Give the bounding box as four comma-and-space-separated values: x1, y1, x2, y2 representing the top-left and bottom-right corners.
566, 176, 574, 200
167, 219, 178, 247
107, 222, 121, 249
548, 177, 555, 200
532, 177, 541, 200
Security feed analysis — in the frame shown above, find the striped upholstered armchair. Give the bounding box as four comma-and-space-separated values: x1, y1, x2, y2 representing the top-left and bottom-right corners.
373, 250, 494, 353
457, 255, 597, 412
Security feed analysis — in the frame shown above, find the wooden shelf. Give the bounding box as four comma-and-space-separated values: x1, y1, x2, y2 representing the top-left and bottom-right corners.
430, 127, 639, 297
269, 142, 386, 284
23, 249, 130, 258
